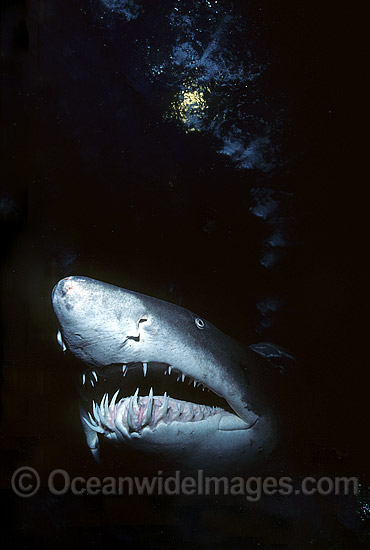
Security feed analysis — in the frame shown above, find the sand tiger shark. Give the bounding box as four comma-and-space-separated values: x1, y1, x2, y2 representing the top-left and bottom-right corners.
52, 276, 296, 471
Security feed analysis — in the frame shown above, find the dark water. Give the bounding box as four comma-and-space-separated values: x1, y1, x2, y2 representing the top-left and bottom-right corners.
0, 0, 368, 548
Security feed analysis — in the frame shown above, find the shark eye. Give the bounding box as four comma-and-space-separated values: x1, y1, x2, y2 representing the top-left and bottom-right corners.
195, 317, 205, 330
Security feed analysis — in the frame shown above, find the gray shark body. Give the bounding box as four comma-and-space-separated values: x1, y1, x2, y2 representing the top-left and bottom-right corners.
52, 276, 294, 471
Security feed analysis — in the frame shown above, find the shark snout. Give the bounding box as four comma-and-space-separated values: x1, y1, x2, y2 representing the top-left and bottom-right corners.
52, 276, 97, 313
53, 276, 88, 299
52, 276, 72, 301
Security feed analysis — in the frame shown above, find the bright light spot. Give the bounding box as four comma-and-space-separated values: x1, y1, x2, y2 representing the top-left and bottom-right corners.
166, 79, 210, 132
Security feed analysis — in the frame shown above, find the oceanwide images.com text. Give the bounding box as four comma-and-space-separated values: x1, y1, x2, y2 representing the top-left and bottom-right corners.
11, 467, 359, 500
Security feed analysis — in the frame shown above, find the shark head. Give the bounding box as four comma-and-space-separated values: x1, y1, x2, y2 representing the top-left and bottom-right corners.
52, 276, 283, 471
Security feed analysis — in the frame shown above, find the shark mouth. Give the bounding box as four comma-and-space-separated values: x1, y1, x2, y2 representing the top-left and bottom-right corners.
77, 361, 252, 440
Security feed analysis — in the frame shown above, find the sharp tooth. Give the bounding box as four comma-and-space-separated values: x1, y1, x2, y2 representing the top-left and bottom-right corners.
97, 406, 106, 426
181, 374, 185, 382
163, 392, 169, 409
114, 414, 129, 440
93, 400, 107, 428
202, 387, 205, 391
110, 389, 120, 410
92, 371, 98, 382
99, 394, 106, 411
177, 375, 180, 382
57, 329, 67, 352
164, 370, 167, 375
133, 388, 139, 407
83, 416, 104, 433
97, 395, 107, 425
143, 387, 153, 426
168, 366, 172, 375
193, 380, 197, 387
90, 379, 95, 387
92, 401, 99, 423
122, 365, 127, 376
104, 393, 110, 417
127, 396, 136, 431
88, 412, 98, 427
87, 413, 100, 431
157, 392, 169, 422
82, 374, 86, 385
143, 362, 148, 377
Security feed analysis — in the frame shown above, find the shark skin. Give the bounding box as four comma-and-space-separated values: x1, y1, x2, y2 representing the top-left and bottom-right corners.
52, 276, 291, 472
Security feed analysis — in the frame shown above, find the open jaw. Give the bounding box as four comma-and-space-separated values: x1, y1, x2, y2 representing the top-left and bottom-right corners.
78, 361, 257, 444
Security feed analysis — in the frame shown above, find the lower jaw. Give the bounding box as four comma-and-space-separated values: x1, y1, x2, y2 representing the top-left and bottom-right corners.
86, 413, 271, 476
82, 394, 261, 464
84, 392, 234, 438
